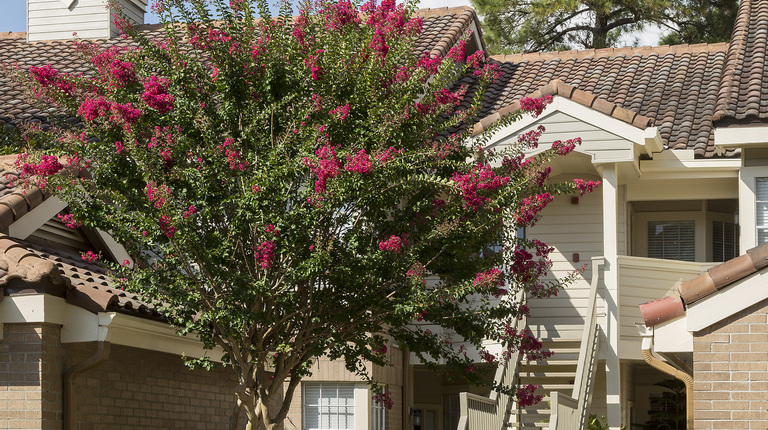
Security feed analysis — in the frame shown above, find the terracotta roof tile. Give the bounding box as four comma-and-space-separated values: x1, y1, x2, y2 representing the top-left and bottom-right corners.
640, 242, 768, 327
469, 44, 731, 157
714, 0, 768, 122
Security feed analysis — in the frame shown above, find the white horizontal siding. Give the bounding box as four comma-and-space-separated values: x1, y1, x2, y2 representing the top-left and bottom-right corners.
28, 0, 144, 41
527, 189, 605, 339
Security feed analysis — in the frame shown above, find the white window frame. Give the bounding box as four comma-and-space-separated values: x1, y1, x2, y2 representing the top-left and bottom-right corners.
632, 211, 706, 261
757, 177, 768, 246
302, 383, 367, 430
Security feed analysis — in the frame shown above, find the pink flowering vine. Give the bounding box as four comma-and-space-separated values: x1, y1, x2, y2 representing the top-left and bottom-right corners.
142, 76, 175, 114
254, 240, 276, 269
451, 164, 510, 209
81, 250, 99, 264
57, 213, 81, 229
520, 95, 553, 117
514, 193, 554, 226
303, 144, 341, 196
344, 149, 372, 174
573, 179, 601, 196
372, 392, 394, 410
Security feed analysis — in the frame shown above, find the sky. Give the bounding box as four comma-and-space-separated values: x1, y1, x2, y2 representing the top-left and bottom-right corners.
0, 0, 661, 46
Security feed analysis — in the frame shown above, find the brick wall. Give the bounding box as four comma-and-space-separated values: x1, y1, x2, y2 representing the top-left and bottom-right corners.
693, 299, 768, 429
0, 323, 64, 430
66, 343, 248, 430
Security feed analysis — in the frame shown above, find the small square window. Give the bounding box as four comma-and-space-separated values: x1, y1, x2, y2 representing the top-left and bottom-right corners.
303, 383, 355, 430
647, 221, 695, 261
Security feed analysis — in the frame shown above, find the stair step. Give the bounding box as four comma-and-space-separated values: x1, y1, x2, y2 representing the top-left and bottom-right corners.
521, 371, 577, 378
539, 337, 581, 343
522, 360, 579, 366
534, 384, 574, 390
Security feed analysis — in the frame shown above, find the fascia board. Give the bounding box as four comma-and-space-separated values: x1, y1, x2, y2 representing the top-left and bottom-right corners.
687, 268, 768, 332
0, 294, 66, 324
101, 312, 226, 362
714, 125, 768, 147
8, 196, 68, 240
654, 316, 693, 353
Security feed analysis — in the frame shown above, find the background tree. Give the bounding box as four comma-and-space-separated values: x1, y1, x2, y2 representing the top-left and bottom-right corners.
472, 0, 736, 54
12, 0, 596, 428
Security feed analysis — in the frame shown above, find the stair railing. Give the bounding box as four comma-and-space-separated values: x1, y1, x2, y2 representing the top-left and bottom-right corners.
549, 256, 605, 430
457, 290, 527, 430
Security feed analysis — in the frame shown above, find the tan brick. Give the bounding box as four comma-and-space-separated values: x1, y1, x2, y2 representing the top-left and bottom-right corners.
732, 333, 768, 343
731, 352, 768, 362
731, 391, 766, 401
697, 410, 732, 420
696, 371, 731, 381
712, 381, 749, 391
712, 419, 748, 429
730, 362, 767, 371
695, 391, 730, 400
696, 352, 731, 362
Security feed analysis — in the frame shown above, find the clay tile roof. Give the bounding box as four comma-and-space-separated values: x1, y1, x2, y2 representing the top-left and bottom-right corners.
713, 0, 768, 123
639, 242, 768, 327
0, 8, 478, 127
0, 234, 64, 295
24, 240, 165, 321
470, 78, 655, 137
469, 43, 731, 158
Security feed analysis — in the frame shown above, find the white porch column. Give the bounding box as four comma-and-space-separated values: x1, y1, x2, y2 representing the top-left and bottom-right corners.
601, 163, 621, 430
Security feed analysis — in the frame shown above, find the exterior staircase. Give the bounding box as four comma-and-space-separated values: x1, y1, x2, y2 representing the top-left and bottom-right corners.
457, 257, 605, 430
508, 337, 581, 429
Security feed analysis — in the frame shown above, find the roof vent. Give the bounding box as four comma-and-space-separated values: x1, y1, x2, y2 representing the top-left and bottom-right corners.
27, 0, 147, 42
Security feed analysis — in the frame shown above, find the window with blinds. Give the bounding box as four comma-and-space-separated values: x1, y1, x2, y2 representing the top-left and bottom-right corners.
647, 221, 695, 261
303, 383, 355, 430
758, 178, 768, 245
371, 392, 386, 430
713, 221, 739, 262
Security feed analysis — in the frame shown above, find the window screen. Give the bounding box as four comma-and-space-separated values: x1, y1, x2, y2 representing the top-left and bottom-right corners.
647, 221, 695, 261
758, 178, 768, 245
303, 383, 355, 430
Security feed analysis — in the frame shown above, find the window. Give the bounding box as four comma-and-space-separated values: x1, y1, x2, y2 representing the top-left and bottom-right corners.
758, 178, 768, 245
371, 393, 386, 430
647, 221, 695, 261
713, 221, 739, 262
303, 383, 355, 430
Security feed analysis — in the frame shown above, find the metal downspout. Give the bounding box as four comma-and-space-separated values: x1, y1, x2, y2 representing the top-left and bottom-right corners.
62, 340, 111, 430
640, 335, 693, 430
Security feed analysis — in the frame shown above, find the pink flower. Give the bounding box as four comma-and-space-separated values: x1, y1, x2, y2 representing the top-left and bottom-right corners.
303, 144, 341, 195
115, 141, 124, 154
329, 103, 350, 121
254, 240, 276, 269
344, 149, 372, 174
159, 215, 176, 238
573, 179, 601, 196
446, 40, 466, 62
516, 384, 543, 407
451, 164, 510, 209
379, 235, 406, 253
183, 205, 197, 219
372, 392, 394, 410
466, 50, 485, 68
520, 96, 553, 117
56, 213, 81, 229
551, 137, 580, 156
142, 76, 175, 114
81, 250, 98, 264
514, 193, 554, 226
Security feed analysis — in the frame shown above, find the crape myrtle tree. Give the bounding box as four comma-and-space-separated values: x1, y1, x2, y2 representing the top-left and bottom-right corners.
13, 0, 599, 428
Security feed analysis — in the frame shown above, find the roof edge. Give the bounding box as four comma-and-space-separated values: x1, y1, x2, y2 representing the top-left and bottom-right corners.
492, 42, 728, 63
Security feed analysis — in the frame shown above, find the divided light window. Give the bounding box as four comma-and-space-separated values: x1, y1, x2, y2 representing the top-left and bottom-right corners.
713, 221, 739, 262
303, 383, 355, 430
758, 178, 768, 245
647, 221, 695, 261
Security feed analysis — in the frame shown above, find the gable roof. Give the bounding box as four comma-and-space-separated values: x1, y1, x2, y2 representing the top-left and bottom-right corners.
713, 0, 768, 123
468, 43, 729, 158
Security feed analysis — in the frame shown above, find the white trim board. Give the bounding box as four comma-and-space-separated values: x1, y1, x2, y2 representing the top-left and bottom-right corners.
687, 268, 768, 332
714, 125, 768, 147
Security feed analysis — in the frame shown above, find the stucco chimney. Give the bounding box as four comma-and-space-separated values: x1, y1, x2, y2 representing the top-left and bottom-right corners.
27, 0, 147, 42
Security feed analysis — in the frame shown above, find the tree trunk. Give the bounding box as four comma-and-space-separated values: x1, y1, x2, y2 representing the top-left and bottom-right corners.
593, 11, 609, 49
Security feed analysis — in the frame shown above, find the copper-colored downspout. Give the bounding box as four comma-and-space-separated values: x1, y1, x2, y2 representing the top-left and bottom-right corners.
640, 338, 693, 430
63, 341, 111, 430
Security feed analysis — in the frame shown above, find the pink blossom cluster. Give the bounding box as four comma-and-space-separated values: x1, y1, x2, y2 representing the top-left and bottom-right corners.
509, 248, 546, 285
303, 144, 341, 195
534, 166, 551, 187
472, 267, 507, 298
516, 384, 543, 407
91, 47, 136, 88
344, 149, 372, 174
473, 62, 501, 82
253, 240, 276, 269
551, 137, 581, 156
329, 103, 350, 121
375, 147, 402, 164
321, 0, 361, 32
446, 40, 466, 62
416, 52, 442, 74
478, 350, 496, 364
183, 205, 197, 219
159, 215, 176, 238
56, 213, 81, 229
514, 193, 554, 226
372, 392, 394, 410
78, 96, 140, 125
369, 29, 389, 58
81, 250, 99, 264
145, 181, 171, 209
190, 26, 232, 50
217, 138, 249, 171
451, 164, 510, 209
573, 179, 601, 196
29, 65, 75, 96
378, 235, 406, 253
466, 50, 485, 68
519, 95, 553, 117
517, 125, 546, 149
362, 0, 422, 37
142, 76, 175, 114
19, 154, 63, 178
